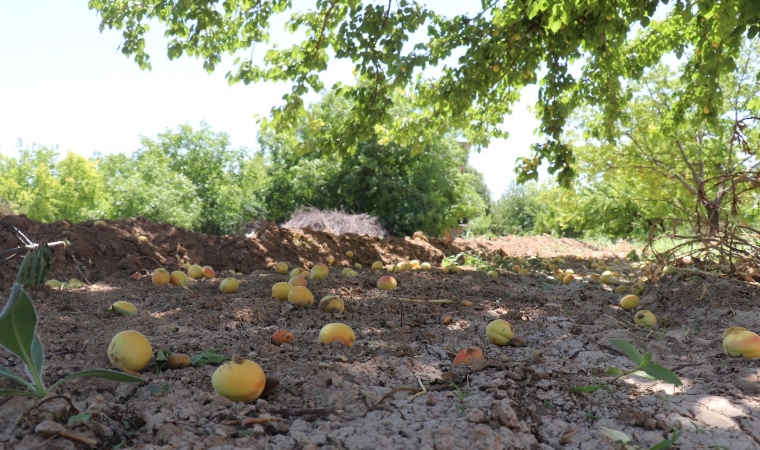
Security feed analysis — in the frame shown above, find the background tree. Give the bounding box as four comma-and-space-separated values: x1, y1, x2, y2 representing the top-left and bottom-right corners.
0, 145, 106, 223
565, 39, 760, 239
90, 0, 760, 185
261, 91, 487, 236
133, 123, 270, 234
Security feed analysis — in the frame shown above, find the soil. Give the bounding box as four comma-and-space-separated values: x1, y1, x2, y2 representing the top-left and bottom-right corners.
1, 215, 760, 450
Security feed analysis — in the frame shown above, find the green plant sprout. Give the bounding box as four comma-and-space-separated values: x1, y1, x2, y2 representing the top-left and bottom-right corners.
571, 339, 682, 395
600, 427, 682, 450
0, 247, 143, 398
603, 339, 683, 387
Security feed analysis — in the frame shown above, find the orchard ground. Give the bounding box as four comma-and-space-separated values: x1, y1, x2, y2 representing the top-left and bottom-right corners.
1, 215, 760, 449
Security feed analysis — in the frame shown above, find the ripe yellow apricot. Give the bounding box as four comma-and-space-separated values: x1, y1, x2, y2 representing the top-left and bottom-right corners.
723, 326, 748, 339
188, 264, 204, 279
94, 219, 107, 227
319, 323, 356, 347
311, 263, 329, 280
634, 310, 657, 327
212, 356, 266, 402
288, 286, 314, 306
319, 295, 345, 313
420, 262, 432, 270
519, 269, 530, 276
110, 301, 137, 315
108, 330, 152, 371
170, 270, 190, 287
345, 250, 354, 258
615, 285, 629, 294
562, 273, 574, 285
371, 261, 384, 270
723, 330, 760, 358
377, 276, 397, 290
327, 256, 335, 266
202, 266, 216, 279
272, 282, 292, 300
289, 275, 308, 287
487, 270, 499, 280
275, 262, 289, 274
152, 268, 170, 285
486, 319, 514, 346
219, 277, 239, 294
619, 294, 640, 311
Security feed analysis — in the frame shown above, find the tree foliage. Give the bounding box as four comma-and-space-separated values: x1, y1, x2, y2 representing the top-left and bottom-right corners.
261, 91, 487, 236
89, 0, 760, 185
564, 39, 760, 238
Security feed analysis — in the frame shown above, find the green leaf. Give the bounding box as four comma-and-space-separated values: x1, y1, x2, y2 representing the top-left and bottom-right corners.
46, 369, 144, 393
631, 370, 656, 380
190, 350, 228, 367
640, 363, 683, 386
0, 366, 35, 392
146, 382, 171, 397
154, 349, 170, 373
609, 339, 642, 365
0, 284, 39, 378
640, 351, 653, 367
67, 412, 92, 426
107, 305, 137, 316
605, 366, 625, 376
598, 427, 636, 447
649, 430, 682, 450
0, 389, 41, 398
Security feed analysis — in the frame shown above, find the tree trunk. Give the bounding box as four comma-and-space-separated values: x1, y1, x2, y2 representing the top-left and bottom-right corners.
703, 200, 721, 234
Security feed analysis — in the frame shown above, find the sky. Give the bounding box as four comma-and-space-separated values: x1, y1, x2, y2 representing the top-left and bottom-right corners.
0, 1, 542, 199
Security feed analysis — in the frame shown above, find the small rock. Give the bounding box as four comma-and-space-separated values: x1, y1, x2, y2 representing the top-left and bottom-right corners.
35, 420, 64, 438
426, 393, 437, 406
510, 337, 527, 347
467, 408, 488, 423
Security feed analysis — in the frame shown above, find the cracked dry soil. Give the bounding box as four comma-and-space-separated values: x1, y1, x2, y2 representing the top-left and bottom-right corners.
1, 215, 760, 449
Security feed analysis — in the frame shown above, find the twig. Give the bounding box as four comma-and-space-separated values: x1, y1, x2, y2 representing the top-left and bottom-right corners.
408, 377, 428, 401
371, 387, 421, 410
58, 431, 97, 448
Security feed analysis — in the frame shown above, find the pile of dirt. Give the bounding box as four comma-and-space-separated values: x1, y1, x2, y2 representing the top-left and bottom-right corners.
0, 215, 633, 285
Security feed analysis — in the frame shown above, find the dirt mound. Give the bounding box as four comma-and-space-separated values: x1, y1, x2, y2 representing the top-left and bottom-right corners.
0, 215, 633, 285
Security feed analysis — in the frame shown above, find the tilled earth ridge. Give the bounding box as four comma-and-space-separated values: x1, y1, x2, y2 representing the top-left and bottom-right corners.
0, 216, 758, 449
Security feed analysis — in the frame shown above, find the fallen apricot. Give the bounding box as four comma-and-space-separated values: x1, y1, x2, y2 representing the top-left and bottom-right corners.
272, 330, 295, 345
319, 295, 345, 313
45, 279, 62, 289
212, 355, 266, 402
165, 353, 191, 370
289, 275, 308, 288
377, 276, 397, 290
345, 250, 354, 258
219, 277, 239, 294
486, 319, 515, 346
170, 270, 190, 288
634, 310, 657, 327
600, 271, 613, 284
453, 347, 485, 367
94, 219, 107, 227
723, 330, 760, 358
615, 285, 629, 294
354, 263, 362, 269
202, 266, 216, 279
311, 263, 329, 280
188, 264, 204, 279
371, 261, 384, 270
327, 256, 335, 266
461, 300, 473, 307
619, 294, 640, 311
110, 301, 137, 315
288, 286, 314, 306
562, 273, 574, 285
487, 270, 499, 280
182, 262, 191, 271
519, 269, 530, 276
319, 323, 356, 346
152, 268, 170, 285
108, 330, 152, 371
272, 282, 292, 300
275, 262, 289, 274
342, 268, 359, 277
420, 262, 432, 270
722, 326, 748, 339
